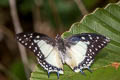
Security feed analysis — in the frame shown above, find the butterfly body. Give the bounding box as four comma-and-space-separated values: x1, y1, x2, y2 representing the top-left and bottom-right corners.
55, 35, 67, 64
16, 32, 110, 79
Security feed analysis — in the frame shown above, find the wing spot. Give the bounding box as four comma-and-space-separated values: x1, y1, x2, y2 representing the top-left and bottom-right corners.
49, 67, 52, 70
103, 41, 106, 43
29, 39, 31, 41
101, 44, 104, 46
97, 36, 99, 39
86, 61, 88, 64
37, 53, 39, 56
33, 50, 36, 52
30, 36, 33, 38
81, 37, 85, 40
31, 43, 34, 45
92, 52, 95, 54
89, 49, 92, 52
39, 55, 42, 58
95, 48, 98, 51
36, 36, 40, 38
88, 34, 91, 37
29, 46, 31, 48
26, 38, 28, 40
19, 38, 22, 41
35, 47, 37, 50
83, 64, 86, 66
16, 37, 19, 39
43, 62, 45, 65
87, 59, 89, 61
22, 41, 24, 43
98, 45, 101, 48
38, 61, 40, 64
90, 56, 92, 59
46, 65, 48, 67
24, 35, 26, 37
30, 33, 33, 36
91, 45, 94, 47
105, 38, 110, 42
89, 36, 92, 40
25, 43, 27, 45
54, 68, 57, 70
95, 40, 98, 42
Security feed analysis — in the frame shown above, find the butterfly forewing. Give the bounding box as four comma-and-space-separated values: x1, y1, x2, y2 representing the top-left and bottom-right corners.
16, 32, 55, 59
16, 32, 63, 74
65, 33, 110, 72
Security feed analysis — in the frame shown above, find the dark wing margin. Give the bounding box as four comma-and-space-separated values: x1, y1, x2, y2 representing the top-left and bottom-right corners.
16, 32, 55, 60
16, 32, 63, 78
65, 33, 110, 72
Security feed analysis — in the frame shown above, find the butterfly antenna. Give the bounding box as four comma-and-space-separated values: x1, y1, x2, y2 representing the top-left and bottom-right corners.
56, 34, 59, 37
55, 34, 61, 41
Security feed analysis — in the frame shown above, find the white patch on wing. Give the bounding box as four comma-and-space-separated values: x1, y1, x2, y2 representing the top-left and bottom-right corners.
74, 69, 80, 72
65, 41, 87, 69
45, 47, 63, 74
84, 41, 90, 45
36, 40, 53, 57
35, 40, 63, 74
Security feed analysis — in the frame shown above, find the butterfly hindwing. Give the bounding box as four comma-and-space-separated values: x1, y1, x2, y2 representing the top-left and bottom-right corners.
16, 32, 63, 75
65, 33, 110, 72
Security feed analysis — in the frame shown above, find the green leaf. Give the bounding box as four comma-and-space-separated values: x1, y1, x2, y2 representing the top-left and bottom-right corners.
30, 65, 120, 80
30, 2, 120, 80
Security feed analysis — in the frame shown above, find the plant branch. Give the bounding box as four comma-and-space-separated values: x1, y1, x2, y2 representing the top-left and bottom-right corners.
32, 0, 55, 37
74, 0, 88, 15
48, 0, 64, 33
8, 0, 30, 79
0, 25, 18, 54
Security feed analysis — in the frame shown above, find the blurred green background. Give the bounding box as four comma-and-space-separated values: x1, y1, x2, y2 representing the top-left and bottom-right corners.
0, 0, 119, 80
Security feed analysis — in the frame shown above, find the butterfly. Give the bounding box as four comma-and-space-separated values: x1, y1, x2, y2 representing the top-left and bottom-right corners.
16, 32, 110, 79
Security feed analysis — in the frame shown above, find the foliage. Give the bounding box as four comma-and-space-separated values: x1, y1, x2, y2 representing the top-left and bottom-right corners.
31, 65, 120, 80
30, 1, 120, 80
0, 0, 8, 7
10, 60, 27, 80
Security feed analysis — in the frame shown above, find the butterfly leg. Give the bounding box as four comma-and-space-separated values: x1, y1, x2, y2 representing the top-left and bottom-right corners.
48, 71, 60, 79
80, 69, 86, 75
87, 67, 92, 73
48, 72, 50, 78
57, 72, 60, 79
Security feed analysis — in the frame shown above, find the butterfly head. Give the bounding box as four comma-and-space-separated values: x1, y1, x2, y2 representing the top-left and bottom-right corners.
55, 34, 65, 47
55, 34, 62, 41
